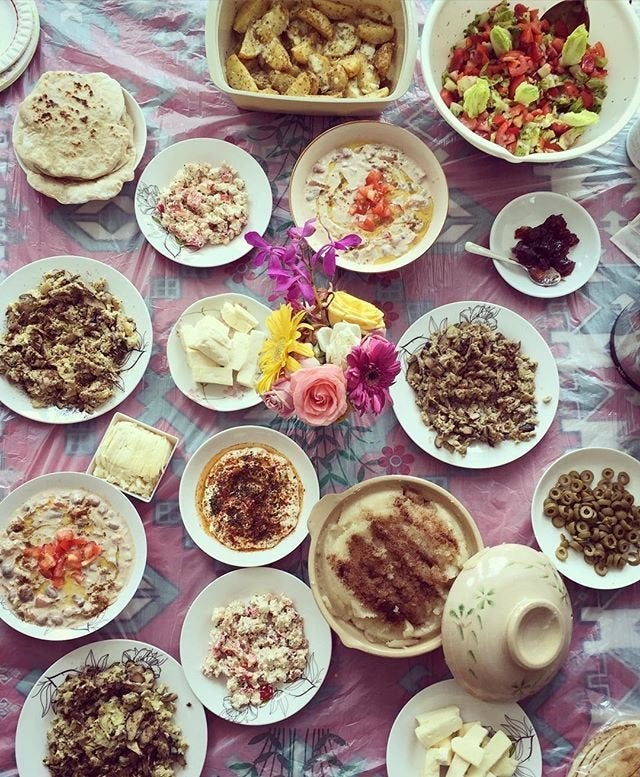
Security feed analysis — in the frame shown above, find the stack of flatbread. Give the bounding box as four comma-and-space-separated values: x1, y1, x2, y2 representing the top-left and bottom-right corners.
13, 71, 137, 204
568, 720, 640, 776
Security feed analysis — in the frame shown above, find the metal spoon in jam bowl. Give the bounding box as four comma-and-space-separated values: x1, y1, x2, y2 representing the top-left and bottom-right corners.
464, 241, 562, 288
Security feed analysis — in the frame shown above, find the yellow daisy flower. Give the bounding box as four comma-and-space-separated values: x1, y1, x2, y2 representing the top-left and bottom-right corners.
257, 304, 314, 393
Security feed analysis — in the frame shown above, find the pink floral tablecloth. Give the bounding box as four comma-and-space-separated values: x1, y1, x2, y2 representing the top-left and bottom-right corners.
1, 2, 640, 775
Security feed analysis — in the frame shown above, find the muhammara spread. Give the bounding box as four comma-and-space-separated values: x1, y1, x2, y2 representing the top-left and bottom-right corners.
196, 444, 303, 551
321, 485, 468, 646
0, 489, 134, 628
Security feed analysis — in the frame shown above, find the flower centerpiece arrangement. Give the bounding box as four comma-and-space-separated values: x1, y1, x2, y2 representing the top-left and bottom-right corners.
245, 221, 401, 427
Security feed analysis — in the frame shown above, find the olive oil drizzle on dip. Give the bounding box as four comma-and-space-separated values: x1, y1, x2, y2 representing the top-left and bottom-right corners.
196, 443, 303, 551
305, 142, 434, 266
0, 490, 133, 627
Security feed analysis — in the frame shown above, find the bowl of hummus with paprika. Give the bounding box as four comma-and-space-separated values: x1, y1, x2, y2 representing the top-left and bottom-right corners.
179, 425, 319, 567
308, 475, 483, 657
289, 121, 449, 273
0, 472, 146, 640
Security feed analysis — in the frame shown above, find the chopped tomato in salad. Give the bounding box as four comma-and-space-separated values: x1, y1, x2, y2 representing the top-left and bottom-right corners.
441, 1, 608, 156
349, 169, 401, 232
23, 527, 103, 589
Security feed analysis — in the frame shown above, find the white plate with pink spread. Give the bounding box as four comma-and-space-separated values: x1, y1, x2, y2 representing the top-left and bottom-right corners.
135, 137, 272, 268
179, 567, 332, 725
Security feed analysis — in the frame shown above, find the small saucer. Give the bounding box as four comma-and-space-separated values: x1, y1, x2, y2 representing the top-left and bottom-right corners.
490, 191, 600, 298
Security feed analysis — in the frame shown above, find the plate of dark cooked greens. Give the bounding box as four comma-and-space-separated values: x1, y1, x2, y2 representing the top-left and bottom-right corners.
532, 447, 640, 590
15, 639, 207, 777
389, 301, 559, 469
0, 255, 152, 424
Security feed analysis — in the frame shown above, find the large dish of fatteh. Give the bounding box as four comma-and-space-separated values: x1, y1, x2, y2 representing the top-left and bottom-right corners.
308, 476, 483, 656
289, 121, 449, 273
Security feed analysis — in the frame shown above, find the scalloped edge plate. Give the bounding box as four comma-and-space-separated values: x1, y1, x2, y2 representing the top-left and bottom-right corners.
389, 301, 559, 468
15, 638, 207, 776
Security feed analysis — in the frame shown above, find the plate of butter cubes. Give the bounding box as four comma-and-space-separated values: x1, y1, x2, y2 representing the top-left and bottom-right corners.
386, 680, 542, 777
168, 292, 271, 411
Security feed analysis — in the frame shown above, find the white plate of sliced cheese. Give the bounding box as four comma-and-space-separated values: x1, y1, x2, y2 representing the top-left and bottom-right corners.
386, 680, 541, 777
168, 292, 271, 412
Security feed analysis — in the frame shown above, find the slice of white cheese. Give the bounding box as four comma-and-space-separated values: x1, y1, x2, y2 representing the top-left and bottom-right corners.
452, 737, 485, 767
467, 731, 512, 777
186, 347, 234, 385
179, 322, 199, 350
236, 330, 266, 388
192, 315, 232, 365
460, 722, 483, 736
221, 301, 259, 333
422, 749, 441, 777
491, 753, 518, 777
228, 331, 252, 372
431, 738, 453, 766
446, 754, 471, 777
416, 706, 462, 728
415, 707, 463, 750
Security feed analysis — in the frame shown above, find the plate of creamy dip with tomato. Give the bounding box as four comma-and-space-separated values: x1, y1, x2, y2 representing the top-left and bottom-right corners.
289, 121, 448, 274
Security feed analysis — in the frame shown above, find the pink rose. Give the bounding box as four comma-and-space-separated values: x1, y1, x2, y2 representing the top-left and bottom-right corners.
262, 376, 295, 419
290, 364, 348, 426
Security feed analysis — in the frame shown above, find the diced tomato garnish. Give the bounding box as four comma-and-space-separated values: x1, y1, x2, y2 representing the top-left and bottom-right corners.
580, 89, 594, 110
25, 531, 102, 585
509, 74, 527, 99
551, 37, 565, 53
361, 215, 377, 232
564, 82, 580, 98
514, 3, 528, 19
440, 88, 455, 107
580, 53, 595, 75
450, 47, 467, 71
591, 41, 605, 59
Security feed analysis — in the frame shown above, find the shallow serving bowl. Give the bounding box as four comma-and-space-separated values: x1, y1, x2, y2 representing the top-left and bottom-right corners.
421, 0, 640, 163
289, 120, 448, 273
307, 475, 483, 658
205, 0, 417, 115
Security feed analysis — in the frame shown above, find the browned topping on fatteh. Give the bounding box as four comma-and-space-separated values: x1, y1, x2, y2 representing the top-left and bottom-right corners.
330, 492, 463, 626
196, 443, 303, 551
322, 486, 469, 646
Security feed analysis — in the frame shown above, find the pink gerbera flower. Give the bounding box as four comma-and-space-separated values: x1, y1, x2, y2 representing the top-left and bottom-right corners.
345, 335, 401, 415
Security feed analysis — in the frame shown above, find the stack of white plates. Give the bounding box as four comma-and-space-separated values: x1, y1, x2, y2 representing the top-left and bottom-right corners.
0, 0, 40, 93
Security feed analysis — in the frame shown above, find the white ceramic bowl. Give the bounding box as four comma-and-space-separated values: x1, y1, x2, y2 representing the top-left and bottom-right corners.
289, 121, 448, 273
0, 472, 147, 641
421, 0, 640, 163
205, 0, 417, 115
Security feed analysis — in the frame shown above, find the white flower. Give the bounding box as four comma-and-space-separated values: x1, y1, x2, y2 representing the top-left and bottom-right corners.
316, 322, 361, 368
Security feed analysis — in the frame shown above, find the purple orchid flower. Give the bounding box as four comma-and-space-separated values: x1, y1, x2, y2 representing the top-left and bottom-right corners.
310, 233, 362, 277
245, 231, 286, 267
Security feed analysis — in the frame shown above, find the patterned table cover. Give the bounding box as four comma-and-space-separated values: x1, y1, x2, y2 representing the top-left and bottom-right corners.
1, 2, 640, 775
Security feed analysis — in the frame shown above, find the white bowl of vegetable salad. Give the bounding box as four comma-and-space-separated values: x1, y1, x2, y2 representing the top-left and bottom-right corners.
420, 0, 640, 162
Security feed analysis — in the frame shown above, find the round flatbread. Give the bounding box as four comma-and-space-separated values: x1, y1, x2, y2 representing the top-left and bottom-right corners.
25, 141, 136, 204
15, 71, 132, 180
568, 720, 640, 777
